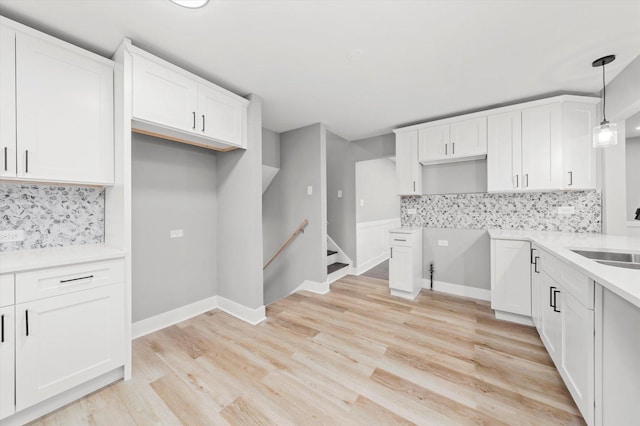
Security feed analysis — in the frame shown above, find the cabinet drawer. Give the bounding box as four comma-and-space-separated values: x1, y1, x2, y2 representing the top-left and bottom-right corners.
15, 259, 124, 303
560, 264, 594, 310
389, 233, 415, 247
0, 274, 15, 308
539, 248, 562, 281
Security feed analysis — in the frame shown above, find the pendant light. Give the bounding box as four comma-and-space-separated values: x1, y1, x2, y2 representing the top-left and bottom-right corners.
592, 55, 617, 148
169, 0, 209, 8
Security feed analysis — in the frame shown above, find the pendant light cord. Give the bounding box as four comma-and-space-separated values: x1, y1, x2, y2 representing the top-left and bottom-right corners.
602, 62, 607, 122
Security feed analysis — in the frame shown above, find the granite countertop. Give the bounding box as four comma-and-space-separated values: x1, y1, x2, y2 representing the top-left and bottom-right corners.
0, 244, 126, 274
488, 230, 640, 309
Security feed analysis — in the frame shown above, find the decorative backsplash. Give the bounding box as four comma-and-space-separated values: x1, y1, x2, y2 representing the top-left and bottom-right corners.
0, 184, 105, 252
401, 190, 601, 233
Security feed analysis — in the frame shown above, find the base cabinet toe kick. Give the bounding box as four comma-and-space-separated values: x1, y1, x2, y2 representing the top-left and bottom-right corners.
491, 238, 640, 425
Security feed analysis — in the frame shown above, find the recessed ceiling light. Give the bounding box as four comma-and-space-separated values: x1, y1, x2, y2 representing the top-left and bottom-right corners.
169, 0, 209, 8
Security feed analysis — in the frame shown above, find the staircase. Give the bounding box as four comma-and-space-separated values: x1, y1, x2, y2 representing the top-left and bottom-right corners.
326, 237, 351, 284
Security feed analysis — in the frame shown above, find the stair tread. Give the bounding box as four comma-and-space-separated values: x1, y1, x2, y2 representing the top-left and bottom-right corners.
327, 262, 348, 274
327, 250, 338, 256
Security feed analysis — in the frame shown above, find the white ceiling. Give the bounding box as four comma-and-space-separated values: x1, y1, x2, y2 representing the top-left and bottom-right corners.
1, 0, 639, 140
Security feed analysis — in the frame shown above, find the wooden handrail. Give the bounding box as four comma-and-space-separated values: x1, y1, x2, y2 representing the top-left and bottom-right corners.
264, 219, 309, 270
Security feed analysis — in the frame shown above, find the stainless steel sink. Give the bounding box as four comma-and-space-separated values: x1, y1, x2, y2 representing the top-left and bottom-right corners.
571, 249, 640, 269
595, 260, 640, 270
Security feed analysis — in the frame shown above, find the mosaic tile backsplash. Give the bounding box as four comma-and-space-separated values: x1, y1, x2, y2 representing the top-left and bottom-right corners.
401, 190, 601, 233
0, 184, 105, 252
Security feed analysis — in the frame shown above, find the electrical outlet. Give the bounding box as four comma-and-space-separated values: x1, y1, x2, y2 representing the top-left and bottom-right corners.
307, 186, 313, 195
437, 240, 449, 247
360, 199, 365, 207
557, 206, 575, 215
337, 190, 343, 198
170, 229, 184, 238
407, 208, 417, 215
0, 229, 25, 243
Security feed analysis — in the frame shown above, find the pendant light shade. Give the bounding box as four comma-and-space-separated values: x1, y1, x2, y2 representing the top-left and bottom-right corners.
169, 0, 209, 8
592, 55, 617, 148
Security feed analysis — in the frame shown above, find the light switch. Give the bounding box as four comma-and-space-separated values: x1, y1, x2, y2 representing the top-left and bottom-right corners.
307, 186, 313, 195
338, 190, 343, 198
437, 240, 449, 247
170, 229, 184, 238
557, 206, 575, 215
0, 229, 24, 243
360, 199, 365, 207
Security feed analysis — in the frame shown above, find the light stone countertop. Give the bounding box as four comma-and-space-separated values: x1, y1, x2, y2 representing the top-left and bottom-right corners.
0, 244, 126, 274
488, 229, 640, 309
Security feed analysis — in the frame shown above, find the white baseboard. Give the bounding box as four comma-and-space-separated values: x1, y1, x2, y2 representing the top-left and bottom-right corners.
2, 368, 124, 426
356, 251, 389, 275
217, 296, 266, 325
132, 296, 219, 339
423, 279, 491, 301
296, 279, 331, 294
495, 310, 534, 326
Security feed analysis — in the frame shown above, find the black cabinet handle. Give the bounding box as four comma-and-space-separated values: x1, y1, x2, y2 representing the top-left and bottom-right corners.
530, 248, 536, 264
394, 239, 406, 242
525, 173, 529, 188
3, 147, 6, 171
534, 256, 540, 273
192, 111, 196, 130
553, 289, 561, 313
413, 181, 415, 192
445, 144, 447, 155
25, 310, 29, 336
25, 150, 29, 173
452, 142, 455, 155
549, 286, 556, 308
515, 174, 519, 188
390, 247, 393, 259
1, 314, 4, 343
60, 275, 93, 284
568, 171, 573, 186
202, 115, 205, 132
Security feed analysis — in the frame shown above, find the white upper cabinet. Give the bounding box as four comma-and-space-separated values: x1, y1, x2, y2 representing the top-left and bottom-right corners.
197, 83, 246, 148
562, 102, 597, 190
487, 111, 522, 191
132, 54, 198, 134
418, 117, 487, 164
131, 47, 249, 150
521, 103, 563, 191
0, 24, 16, 179
395, 130, 422, 195
1, 21, 114, 185
449, 117, 487, 158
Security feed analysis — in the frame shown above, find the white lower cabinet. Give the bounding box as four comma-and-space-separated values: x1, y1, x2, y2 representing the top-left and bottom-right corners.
560, 289, 594, 425
0, 304, 15, 420
389, 228, 422, 299
15, 282, 124, 411
539, 272, 562, 362
490, 239, 531, 318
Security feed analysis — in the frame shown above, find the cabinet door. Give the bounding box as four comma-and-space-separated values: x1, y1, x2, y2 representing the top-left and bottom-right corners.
491, 239, 531, 316
560, 290, 594, 425
198, 84, 246, 147
389, 246, 412, 292
521, 103, 563, 190
15, 284, 124, 411
395, 130, 421, 195
0, 306, 15, 420
15, 32, 114, 184
132, 53, 198, 134
450, 117, 487, 157
487, 111, 522, 192
418, 124, 449, 162
563, 102, 597, 190
0, 25, 16, 178
539, 273, 562, 363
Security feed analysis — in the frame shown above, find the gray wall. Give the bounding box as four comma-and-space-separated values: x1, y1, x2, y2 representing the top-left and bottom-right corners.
132, 133, 218, 322
626, 137, 640, 220
422, 159, 487, 194
326, 132, 395, 263
262, 128, 280, 168
217, 94, 264, 309
263, 123, 327, 304
355, 158, 399, 223
423, 229, 490, 290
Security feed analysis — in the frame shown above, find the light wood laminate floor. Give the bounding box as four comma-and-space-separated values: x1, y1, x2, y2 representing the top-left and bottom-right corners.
31, 275, 585, 425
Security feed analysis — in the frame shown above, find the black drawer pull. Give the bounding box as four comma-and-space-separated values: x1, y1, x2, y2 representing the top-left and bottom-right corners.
534, 256, 540, 274
549, 286, 556, 307
394, 239, 406, 242
25, 310, 29, 336
60, 275, 94, 284
1, 314, 4, 343
552, 289, 561, 313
